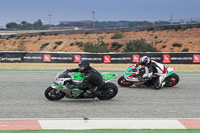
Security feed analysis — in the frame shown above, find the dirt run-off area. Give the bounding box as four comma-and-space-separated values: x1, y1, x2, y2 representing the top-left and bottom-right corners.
0, 63, 200, 72
0, 28, 200, 52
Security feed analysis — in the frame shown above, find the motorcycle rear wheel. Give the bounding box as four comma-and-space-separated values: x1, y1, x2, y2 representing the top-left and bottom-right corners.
164, 73, 179, 87
118, 76, 133, 87
97, 82, 118, 100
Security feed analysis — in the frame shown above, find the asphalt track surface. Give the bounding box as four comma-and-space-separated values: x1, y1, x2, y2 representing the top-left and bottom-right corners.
0, 71, 200, 119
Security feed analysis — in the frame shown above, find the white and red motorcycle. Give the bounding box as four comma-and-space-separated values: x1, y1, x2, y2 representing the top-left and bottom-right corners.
118, 65, 179, 88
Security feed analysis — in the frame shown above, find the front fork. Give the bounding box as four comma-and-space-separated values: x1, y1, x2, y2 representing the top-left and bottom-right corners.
51, 83, 67, 94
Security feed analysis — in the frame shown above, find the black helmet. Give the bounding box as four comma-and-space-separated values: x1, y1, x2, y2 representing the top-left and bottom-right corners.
79, 60, 90, 72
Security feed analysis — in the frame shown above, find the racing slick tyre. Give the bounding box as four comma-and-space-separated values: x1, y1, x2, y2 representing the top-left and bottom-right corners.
45, 86, 66, 101
164, 73, 179, 87
118, 76, 133, 87
97, 82, 118, 100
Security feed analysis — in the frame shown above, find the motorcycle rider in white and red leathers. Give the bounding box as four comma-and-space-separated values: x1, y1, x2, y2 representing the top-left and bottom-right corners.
135, 56, 167, 89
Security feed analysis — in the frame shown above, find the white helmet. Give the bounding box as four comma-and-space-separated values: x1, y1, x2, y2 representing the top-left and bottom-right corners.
139, 56, 150, 66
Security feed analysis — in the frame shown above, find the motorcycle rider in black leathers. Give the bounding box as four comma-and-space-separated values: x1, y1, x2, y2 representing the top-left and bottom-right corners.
66, 60, 104, 97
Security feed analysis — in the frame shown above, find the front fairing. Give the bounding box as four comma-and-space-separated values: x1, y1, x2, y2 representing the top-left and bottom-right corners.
54, 70, 71, 87
124, 67, 138, 76
53, 71, 85, 87
50, 70, 86, 98
166, 67, 176, 77
124, 66, 140, 82
57, 70, 70, 78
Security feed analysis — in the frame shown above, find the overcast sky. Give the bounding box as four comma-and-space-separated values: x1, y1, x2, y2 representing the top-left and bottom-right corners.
0, 0, 200, 26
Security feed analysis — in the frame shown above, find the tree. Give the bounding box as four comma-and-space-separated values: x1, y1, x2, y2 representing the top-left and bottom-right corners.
124, 38, 158, 52
6, 22, 20, 29
21, 21, 28, 25
33, 19, 43, 30
20, 21, 32, 30
84, 42, 110, 53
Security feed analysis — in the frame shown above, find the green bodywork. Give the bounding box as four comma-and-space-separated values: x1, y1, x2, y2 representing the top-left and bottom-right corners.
71, 72, 117, 81
166, 66, 175, 77
124, 67, 137, 76
54, 83, 63, 88
71, 88, 84, 93
102, 73, 118, 80
71, 72, 85, 81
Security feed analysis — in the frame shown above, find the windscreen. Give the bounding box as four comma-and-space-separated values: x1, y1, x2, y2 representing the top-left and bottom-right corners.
57, 70, 70, 78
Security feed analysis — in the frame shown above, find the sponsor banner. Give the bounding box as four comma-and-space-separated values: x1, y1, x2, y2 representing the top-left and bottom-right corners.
51, 57, 72, 60
49, 53, 73, 63
132, 55, 140, 62
111, 57, 131, 61
163, 54, 171, 63
0, 52, 200, 64
150, 57, 162, 61
167, 53, 194, 64
77, 54, 103, 63
104, 55, 111, 63
43, 54, 51, 62
193, 54, 200, 63
24, 56, 42, 60
109, 54, 131, 63
0, 52, 24, 62
81, 57, 102, 61
0, 57, 21, 62
171, 57, 193, 61
74, 55, 81, 63
23, 53, 43, 63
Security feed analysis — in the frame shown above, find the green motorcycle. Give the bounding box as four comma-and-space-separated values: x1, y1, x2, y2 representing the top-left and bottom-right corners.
45, 70, 118, 101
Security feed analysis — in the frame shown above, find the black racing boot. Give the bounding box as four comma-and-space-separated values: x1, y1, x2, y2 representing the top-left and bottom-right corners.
154, 85, 161, 90
153, 77, 161, 90
83, 87, 98, 98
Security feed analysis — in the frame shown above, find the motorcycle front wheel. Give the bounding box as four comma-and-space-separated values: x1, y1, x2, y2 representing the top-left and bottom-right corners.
44, 86, 66, 101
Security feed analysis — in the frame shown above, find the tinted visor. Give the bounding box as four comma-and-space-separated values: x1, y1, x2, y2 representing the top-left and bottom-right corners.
140, 62, 146, 65
79, 64, 88, 71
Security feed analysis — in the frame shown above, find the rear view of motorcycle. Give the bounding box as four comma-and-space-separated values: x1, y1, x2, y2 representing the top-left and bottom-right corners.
45, 70, 118, 101
118, 65, 179, 88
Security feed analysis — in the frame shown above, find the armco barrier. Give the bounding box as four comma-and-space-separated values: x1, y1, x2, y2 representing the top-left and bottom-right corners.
0, 51, 200, 64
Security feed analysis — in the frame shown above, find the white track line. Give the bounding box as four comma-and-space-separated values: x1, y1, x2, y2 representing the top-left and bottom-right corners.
38, 120, 186, 130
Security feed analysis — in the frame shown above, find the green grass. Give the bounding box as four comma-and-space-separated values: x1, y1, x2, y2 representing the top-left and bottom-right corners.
0, 129, 200, 133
